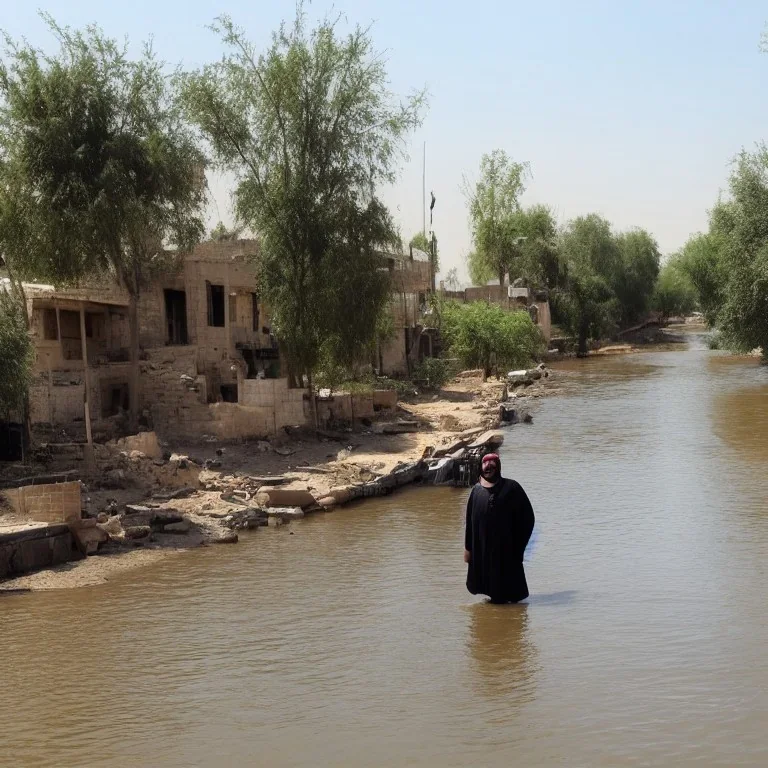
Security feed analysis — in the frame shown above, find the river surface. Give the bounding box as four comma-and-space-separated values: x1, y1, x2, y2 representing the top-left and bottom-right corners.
3, 336, 768, 767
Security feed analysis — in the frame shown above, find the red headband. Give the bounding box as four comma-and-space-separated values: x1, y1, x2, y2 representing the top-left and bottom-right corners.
481, 453, 500, 464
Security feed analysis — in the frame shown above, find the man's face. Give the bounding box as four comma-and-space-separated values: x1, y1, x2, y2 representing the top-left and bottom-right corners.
481, 458, 499, 481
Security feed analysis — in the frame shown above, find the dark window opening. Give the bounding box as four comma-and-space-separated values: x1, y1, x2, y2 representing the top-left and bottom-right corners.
84, 312, 104, 340
0, 422, 23, 461
252, 293, 260, 332
43, 309, 58, 340
220, 384, 238, 403
101, 382, 130, 417
229, 294, 237, 324
164, 289, 189, 345
207, 283, 225, 327
419, 333, 431, 360
59, 310, 83, 360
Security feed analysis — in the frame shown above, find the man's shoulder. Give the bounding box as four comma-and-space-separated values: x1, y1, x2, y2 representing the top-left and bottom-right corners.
501, 477, 524, 493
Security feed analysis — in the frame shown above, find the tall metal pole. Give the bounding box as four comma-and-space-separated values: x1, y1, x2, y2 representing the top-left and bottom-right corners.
422, 141, 426, 236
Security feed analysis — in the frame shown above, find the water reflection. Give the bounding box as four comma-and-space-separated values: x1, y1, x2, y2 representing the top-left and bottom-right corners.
466, 602, 537, 703
712, 385, 768, 463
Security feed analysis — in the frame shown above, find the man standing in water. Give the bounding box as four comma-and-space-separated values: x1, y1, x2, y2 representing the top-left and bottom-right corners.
464, 453, 535, 603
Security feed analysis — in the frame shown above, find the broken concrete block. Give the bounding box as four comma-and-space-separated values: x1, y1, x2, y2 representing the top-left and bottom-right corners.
72, 525, 109, 555
267, 507, 305, 521
213, 533, 239, 544
163, 521, 190, 534
124, 525, 151, 540
262, 488, 317, 509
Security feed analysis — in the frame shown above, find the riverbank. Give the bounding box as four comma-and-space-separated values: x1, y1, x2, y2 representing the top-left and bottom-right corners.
0, 367, 561, 592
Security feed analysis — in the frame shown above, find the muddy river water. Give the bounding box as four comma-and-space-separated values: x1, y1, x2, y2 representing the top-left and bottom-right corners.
2, 337, 768, 766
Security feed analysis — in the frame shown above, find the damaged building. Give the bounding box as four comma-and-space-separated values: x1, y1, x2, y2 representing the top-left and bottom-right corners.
15, 240, 306, 447
376, 246, 439, 376
13, 238, 402, 451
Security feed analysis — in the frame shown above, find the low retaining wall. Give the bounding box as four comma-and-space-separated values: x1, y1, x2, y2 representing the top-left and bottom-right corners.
1, 481, 82, 524
0, 524, 74, 579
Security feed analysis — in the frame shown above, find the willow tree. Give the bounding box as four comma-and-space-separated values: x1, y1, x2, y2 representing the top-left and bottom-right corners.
0, 290, 33, 443
0, 17, 206, 430
464, 150, 529, 286
614, 228, 660, 326
557, 215, 621, 355
182, 9, 425, 395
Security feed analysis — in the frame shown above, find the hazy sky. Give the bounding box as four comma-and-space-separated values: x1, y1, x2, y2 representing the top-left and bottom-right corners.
4, 1, 768, 283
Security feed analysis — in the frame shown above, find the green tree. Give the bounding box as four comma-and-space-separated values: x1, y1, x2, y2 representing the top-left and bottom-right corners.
464, 149, 530, 287
409, 230, 439, 273
0, 17, 206, 430
652, 257, 697, 320
614, 228, 661, 326
557, 215, 621, 355
441, 301, 543, 380
182, 9, 425, 401
0, 289, 33, 422
675, 231, 724, 325
210, 221, 245, 241
511, 204, 562, 288
706, 148, 768, 355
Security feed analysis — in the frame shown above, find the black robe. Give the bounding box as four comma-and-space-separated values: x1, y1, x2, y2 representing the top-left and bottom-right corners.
465, 478, 535, 603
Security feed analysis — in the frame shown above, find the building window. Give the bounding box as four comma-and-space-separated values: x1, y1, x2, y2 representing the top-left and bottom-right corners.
43, 309, 58, 340
252, 293, 259, 332
229, 293, 237, 324
164, 289, 189, 345
101, 381, 130, 417
220, 384, 238, 403
207, 283, 225, 327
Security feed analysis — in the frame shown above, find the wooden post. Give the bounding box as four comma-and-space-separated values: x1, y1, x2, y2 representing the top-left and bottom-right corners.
55, 307, 62, 359
79, 305, 93, 450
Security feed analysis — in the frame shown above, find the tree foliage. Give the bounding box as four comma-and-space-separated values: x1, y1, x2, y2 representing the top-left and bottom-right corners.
674, 231, 724, 325
555, 215, 660, 352
182, 8, 426, 384
704, 148, 768, 354
511, 204, 561, 288
0, 289, 33, 416
441, 301, 543, 380
409, 230, 438, 272
652, 256, 697, 320
464, 149, 529, 287
614, 228, 661, 326
556, 215, 621, 354
0, 16, 206, 427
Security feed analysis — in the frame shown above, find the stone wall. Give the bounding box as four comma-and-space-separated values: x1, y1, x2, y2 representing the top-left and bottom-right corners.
140, 347, 213, 439
316, 389, 397, 425
239, 378, 307, 430
2, 481, 82, 524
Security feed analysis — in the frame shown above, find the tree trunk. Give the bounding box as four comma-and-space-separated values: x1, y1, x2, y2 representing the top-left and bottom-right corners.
307, 369, 319, 430
128, 292, 141, 432
577, 327, 589, 357
6, 267, 32, 459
